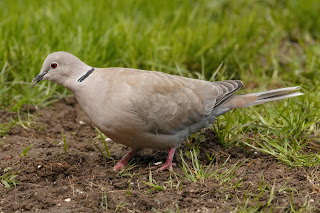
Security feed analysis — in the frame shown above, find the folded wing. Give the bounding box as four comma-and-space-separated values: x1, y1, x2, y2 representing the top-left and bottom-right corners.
127, 70, 243, 135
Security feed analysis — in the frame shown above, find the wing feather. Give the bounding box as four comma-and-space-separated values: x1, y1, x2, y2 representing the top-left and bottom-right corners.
126, 69, 243, 135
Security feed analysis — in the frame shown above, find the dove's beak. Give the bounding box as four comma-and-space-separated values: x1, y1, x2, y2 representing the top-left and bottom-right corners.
32, 72, 47, 85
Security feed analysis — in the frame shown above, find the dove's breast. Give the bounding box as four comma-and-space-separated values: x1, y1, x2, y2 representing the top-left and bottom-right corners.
72, 69, 189, 149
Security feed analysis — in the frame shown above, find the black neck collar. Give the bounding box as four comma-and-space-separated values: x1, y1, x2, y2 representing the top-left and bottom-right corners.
77, 67, 95, 83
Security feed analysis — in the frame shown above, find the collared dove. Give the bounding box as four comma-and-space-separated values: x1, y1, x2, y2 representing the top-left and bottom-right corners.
32, 52, 303, 171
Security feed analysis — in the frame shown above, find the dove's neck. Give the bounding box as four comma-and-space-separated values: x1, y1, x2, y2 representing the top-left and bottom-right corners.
63, 64, 94, 91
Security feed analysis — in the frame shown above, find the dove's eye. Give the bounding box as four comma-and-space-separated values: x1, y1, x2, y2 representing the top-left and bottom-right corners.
50, 62, 58, 69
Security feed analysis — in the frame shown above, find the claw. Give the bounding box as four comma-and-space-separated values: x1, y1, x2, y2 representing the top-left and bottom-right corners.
158, 148, 176, 171
113, 149, 137, 171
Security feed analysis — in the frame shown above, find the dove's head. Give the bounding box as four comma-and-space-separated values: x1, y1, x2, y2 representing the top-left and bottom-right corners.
32, 51, 93, 88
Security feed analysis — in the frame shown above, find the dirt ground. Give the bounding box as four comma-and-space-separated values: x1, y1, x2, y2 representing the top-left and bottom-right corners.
0, 98, 319, 212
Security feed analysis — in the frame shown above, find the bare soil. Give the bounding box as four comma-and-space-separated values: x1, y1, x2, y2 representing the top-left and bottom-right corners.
0, 98, 319, 212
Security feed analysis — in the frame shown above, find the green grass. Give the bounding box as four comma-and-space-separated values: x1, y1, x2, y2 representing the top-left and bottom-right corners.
214, 97, 320, 167
100, 189, 108, 211
62, 131, 68, 154
89, 128, 114, 163
95, 127, 111, 159
0, 167, 19, 189
180, 149, 244, 183
20, 143, 34, 159
1, 0, 320, 109
16, 109, 34, 129
0, 121, 15, 137
144, 170, 167, 193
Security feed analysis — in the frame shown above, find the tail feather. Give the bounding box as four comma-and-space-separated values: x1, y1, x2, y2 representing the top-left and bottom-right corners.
222, 86, 303, 109
242, 91, 303, 108
248, 86, 301, 100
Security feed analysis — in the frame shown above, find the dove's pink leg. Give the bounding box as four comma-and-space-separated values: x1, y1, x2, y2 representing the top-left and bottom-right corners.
113, 149, 137, 171
159, 148, 176, 171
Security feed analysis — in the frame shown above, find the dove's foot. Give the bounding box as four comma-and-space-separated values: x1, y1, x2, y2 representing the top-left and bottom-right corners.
113, 149, 137, 171
159, 148, 176, 171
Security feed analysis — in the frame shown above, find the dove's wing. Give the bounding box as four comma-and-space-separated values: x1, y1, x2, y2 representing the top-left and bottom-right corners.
126, 70, 243, 135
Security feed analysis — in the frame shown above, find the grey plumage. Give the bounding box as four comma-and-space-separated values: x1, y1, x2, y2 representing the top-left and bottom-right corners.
33, 51, 303, 171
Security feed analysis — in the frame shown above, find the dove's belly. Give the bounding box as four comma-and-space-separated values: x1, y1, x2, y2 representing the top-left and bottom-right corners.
95, 120, 188, 149
75, 94, 185, 149
79, 101, 216, 149
95, 116, 188, 149
86, 107, 215, 150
